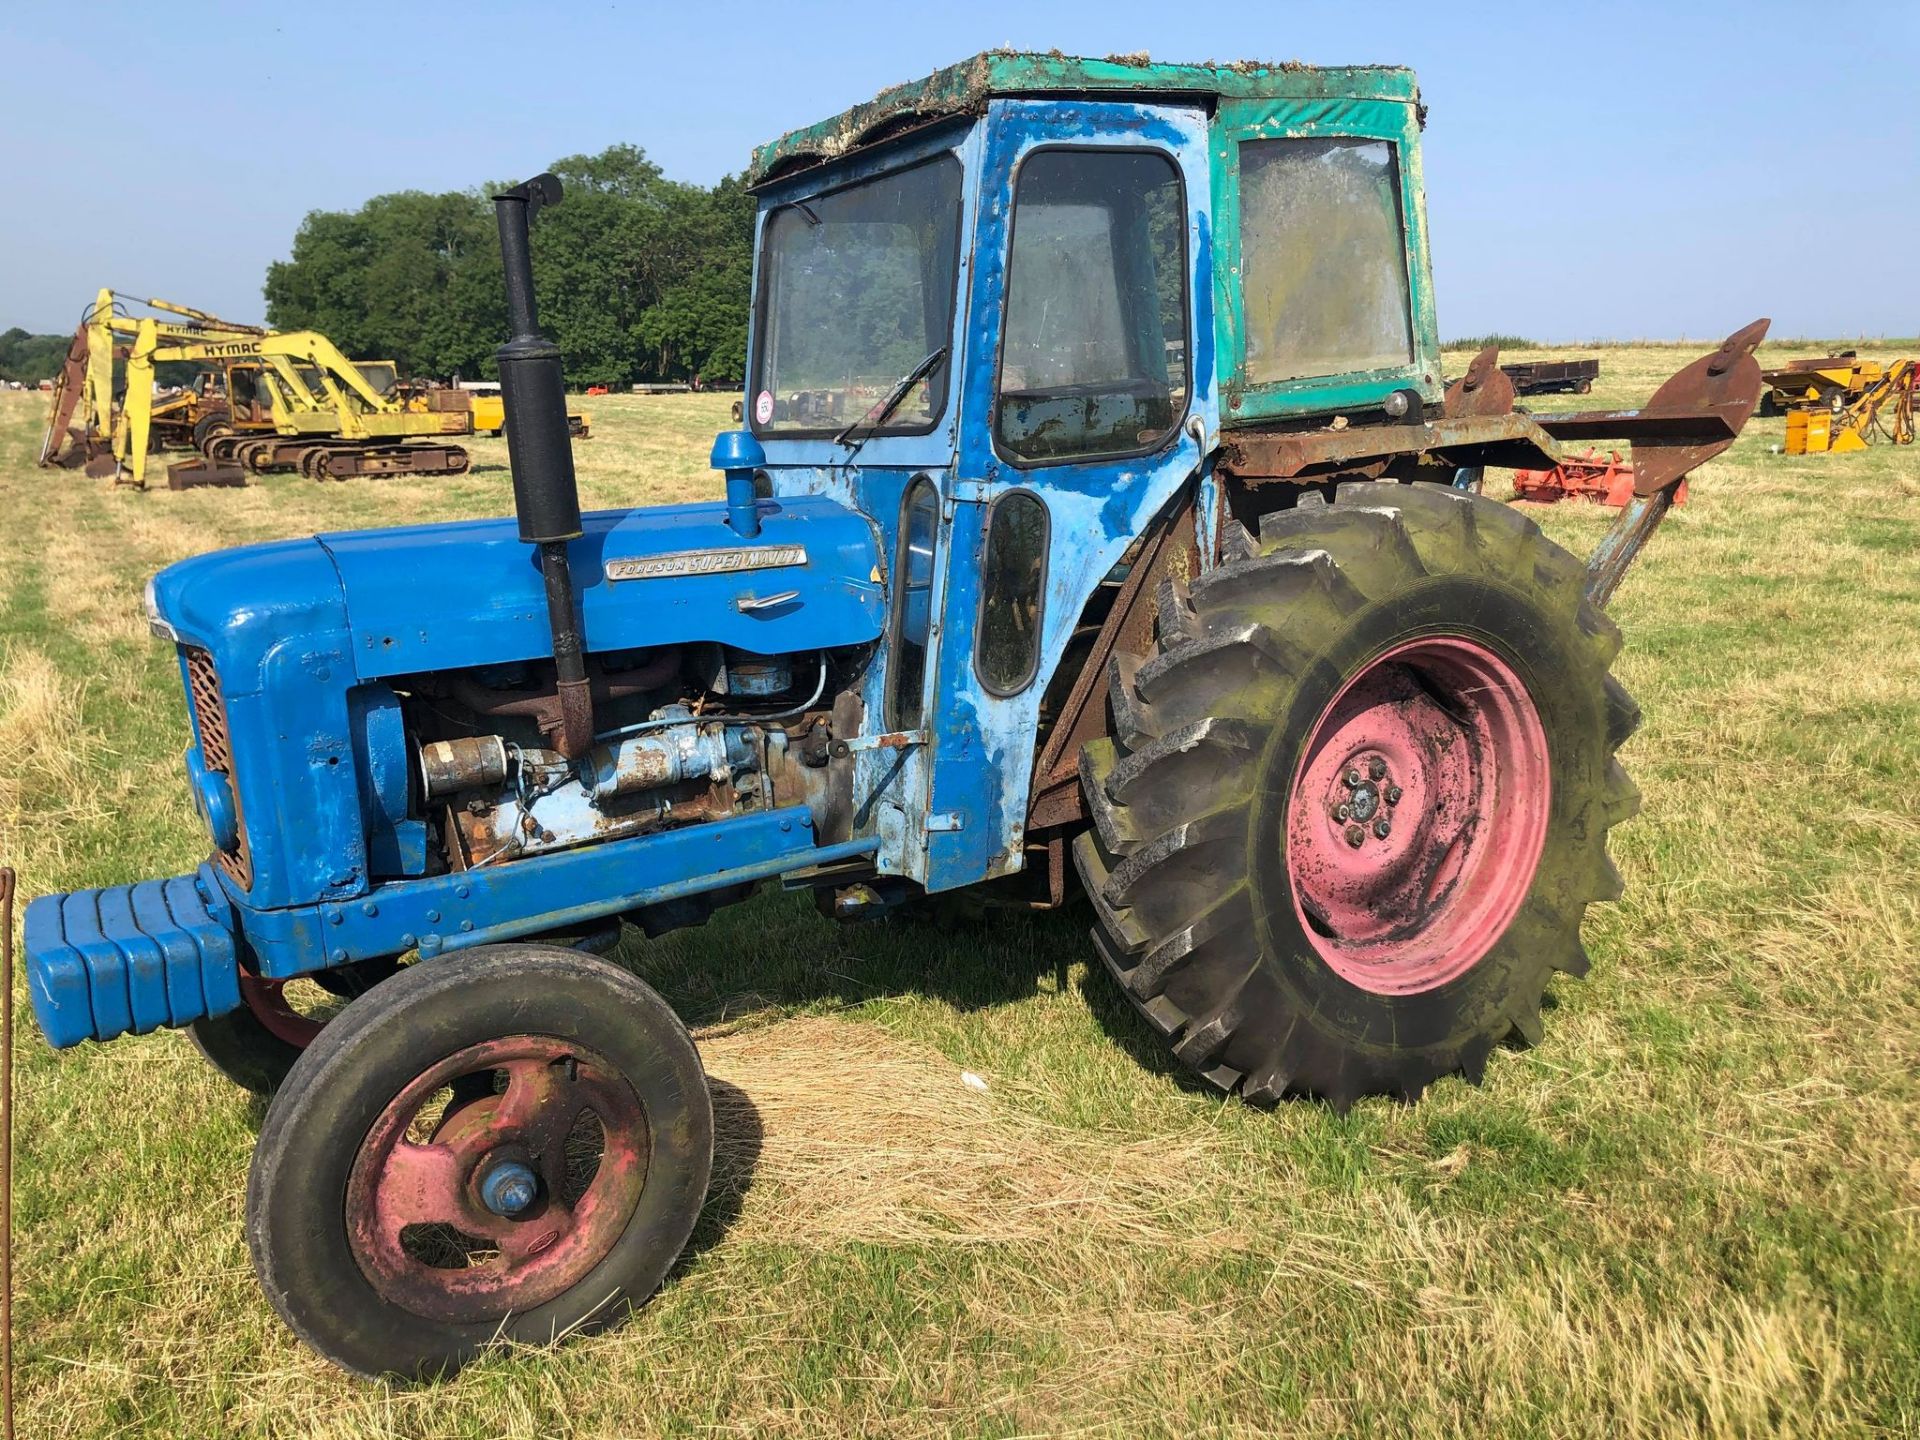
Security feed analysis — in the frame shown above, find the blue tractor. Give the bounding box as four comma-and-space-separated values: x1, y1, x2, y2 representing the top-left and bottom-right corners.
23, 54, 1766, 1376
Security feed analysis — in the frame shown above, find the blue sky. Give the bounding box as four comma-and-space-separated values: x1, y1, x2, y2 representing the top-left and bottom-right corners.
3, 1, 1914, 342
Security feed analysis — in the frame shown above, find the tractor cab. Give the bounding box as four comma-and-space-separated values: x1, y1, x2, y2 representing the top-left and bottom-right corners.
736, 54, 1439, 888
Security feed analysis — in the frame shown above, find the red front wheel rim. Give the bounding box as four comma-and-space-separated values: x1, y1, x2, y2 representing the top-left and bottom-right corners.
1285, 635, 1551, 995
237, 972, 325, 1049
345, 1035, 650, 1324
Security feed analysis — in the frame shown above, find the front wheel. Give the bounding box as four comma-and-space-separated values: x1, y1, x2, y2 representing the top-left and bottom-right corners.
246, 944, 712, 1378
1076, 481, 1641, 1108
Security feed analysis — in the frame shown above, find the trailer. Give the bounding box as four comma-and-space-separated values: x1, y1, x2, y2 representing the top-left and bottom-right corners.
1759, 353, 1884, 416
1501, 357, 1601, 395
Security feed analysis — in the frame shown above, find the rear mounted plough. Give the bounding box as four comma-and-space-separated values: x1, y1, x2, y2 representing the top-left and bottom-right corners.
1218, 319, 1769, 607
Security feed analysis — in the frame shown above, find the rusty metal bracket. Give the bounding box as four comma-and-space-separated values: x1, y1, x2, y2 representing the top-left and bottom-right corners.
1220, 411, 1563, 481
1573, 319, 1769, 607
1219, 321, 1770, 607
1442, 344, 1517, 419
1542, 318, 1769, 497
835, 729, 927, 755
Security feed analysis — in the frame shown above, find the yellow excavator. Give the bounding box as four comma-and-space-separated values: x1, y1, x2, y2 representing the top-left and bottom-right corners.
1784, 358, 1916, 455
189, 356, 410, 468
39, 289, 265, 474
117, 320, 473, 487
43, 290, 476, 487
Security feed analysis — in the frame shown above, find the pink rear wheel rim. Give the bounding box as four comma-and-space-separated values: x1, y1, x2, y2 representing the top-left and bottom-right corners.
1286, 635, 1550, 995
345, 1035, 649, 1324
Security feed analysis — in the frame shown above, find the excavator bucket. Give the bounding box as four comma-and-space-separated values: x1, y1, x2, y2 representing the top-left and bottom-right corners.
38, 328, 91, 468
164, 458, 247, 489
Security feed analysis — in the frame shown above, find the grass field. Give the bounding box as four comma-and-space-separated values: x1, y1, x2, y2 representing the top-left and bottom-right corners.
1, 349, 1916, 1438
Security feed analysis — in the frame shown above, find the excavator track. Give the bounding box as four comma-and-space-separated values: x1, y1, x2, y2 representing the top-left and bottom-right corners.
307, 442, 470, 482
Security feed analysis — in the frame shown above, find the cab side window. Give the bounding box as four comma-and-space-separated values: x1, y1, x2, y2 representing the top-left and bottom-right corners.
995, 150, 1188, 464
975, 491, 1048, 694
888, 478, 940, 729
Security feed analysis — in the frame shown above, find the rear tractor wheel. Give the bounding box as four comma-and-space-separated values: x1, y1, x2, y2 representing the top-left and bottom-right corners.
1076, 481, 1641, 1109
246, 944, 712, 1378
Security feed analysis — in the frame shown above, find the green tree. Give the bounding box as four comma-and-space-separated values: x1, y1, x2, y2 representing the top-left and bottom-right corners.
263, 145, 755, 388
0, 327, 72, 384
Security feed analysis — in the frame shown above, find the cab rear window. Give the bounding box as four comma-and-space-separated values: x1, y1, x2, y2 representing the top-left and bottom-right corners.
1238, 137, 1414, 384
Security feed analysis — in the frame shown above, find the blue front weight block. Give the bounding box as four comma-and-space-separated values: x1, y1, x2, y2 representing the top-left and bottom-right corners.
24, 863, 244, 1049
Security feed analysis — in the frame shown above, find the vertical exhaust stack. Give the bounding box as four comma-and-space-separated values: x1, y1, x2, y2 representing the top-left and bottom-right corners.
493, 173, 593, 759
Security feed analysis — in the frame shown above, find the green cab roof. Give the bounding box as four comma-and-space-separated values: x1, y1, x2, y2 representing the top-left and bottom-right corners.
749, 50, 1419, 186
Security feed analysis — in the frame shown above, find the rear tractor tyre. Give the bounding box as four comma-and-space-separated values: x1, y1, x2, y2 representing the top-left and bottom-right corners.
246, 944, 713, 1378
1075, 481, 1641, 1109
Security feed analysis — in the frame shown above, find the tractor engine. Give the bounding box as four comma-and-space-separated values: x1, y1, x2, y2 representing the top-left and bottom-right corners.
394, 644, 830, 872
137, 488, 884, 929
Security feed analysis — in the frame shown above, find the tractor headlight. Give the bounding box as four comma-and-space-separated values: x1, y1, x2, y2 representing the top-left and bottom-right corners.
190, 762, 239, 853
144, 576, 178, 641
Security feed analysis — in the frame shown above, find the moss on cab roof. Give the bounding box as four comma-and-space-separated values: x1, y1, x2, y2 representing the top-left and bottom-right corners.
748, 50, 1420, 186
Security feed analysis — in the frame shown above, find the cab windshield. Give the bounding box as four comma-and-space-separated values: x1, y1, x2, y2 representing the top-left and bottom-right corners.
751, 154, 963, 436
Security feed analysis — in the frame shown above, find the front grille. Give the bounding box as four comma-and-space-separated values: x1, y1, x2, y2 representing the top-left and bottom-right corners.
183, 647, 252, 888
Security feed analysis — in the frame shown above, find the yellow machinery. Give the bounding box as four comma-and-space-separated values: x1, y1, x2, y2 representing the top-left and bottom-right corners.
193, 357, 406, 465
462, 385, 591, 440
117, 321, 473, 487
42, 289, 473, 488
1784, 359, 1916, 454
1759, 353, 1885, 416
39, 289, 265, 473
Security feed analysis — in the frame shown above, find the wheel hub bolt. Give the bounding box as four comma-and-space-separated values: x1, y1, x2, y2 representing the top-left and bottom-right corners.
1367, 756, 1387, 781
1344, 768, 1362, 788
1333, 803, 1351, 822
479, 1160, 539, 1217
1373, 819, 1392, 840
1344, 825, 1365, 848
1386, 785, 1403, 806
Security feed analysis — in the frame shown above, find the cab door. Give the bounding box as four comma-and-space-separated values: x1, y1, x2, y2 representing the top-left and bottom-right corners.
918, 98, 1216, 891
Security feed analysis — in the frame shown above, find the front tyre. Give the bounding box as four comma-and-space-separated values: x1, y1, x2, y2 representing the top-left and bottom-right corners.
246, 944, 713, 1378
1075, 481, 1642, 1109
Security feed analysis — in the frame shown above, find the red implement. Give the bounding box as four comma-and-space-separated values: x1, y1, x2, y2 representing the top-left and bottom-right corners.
1510, 448, 1687, 509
